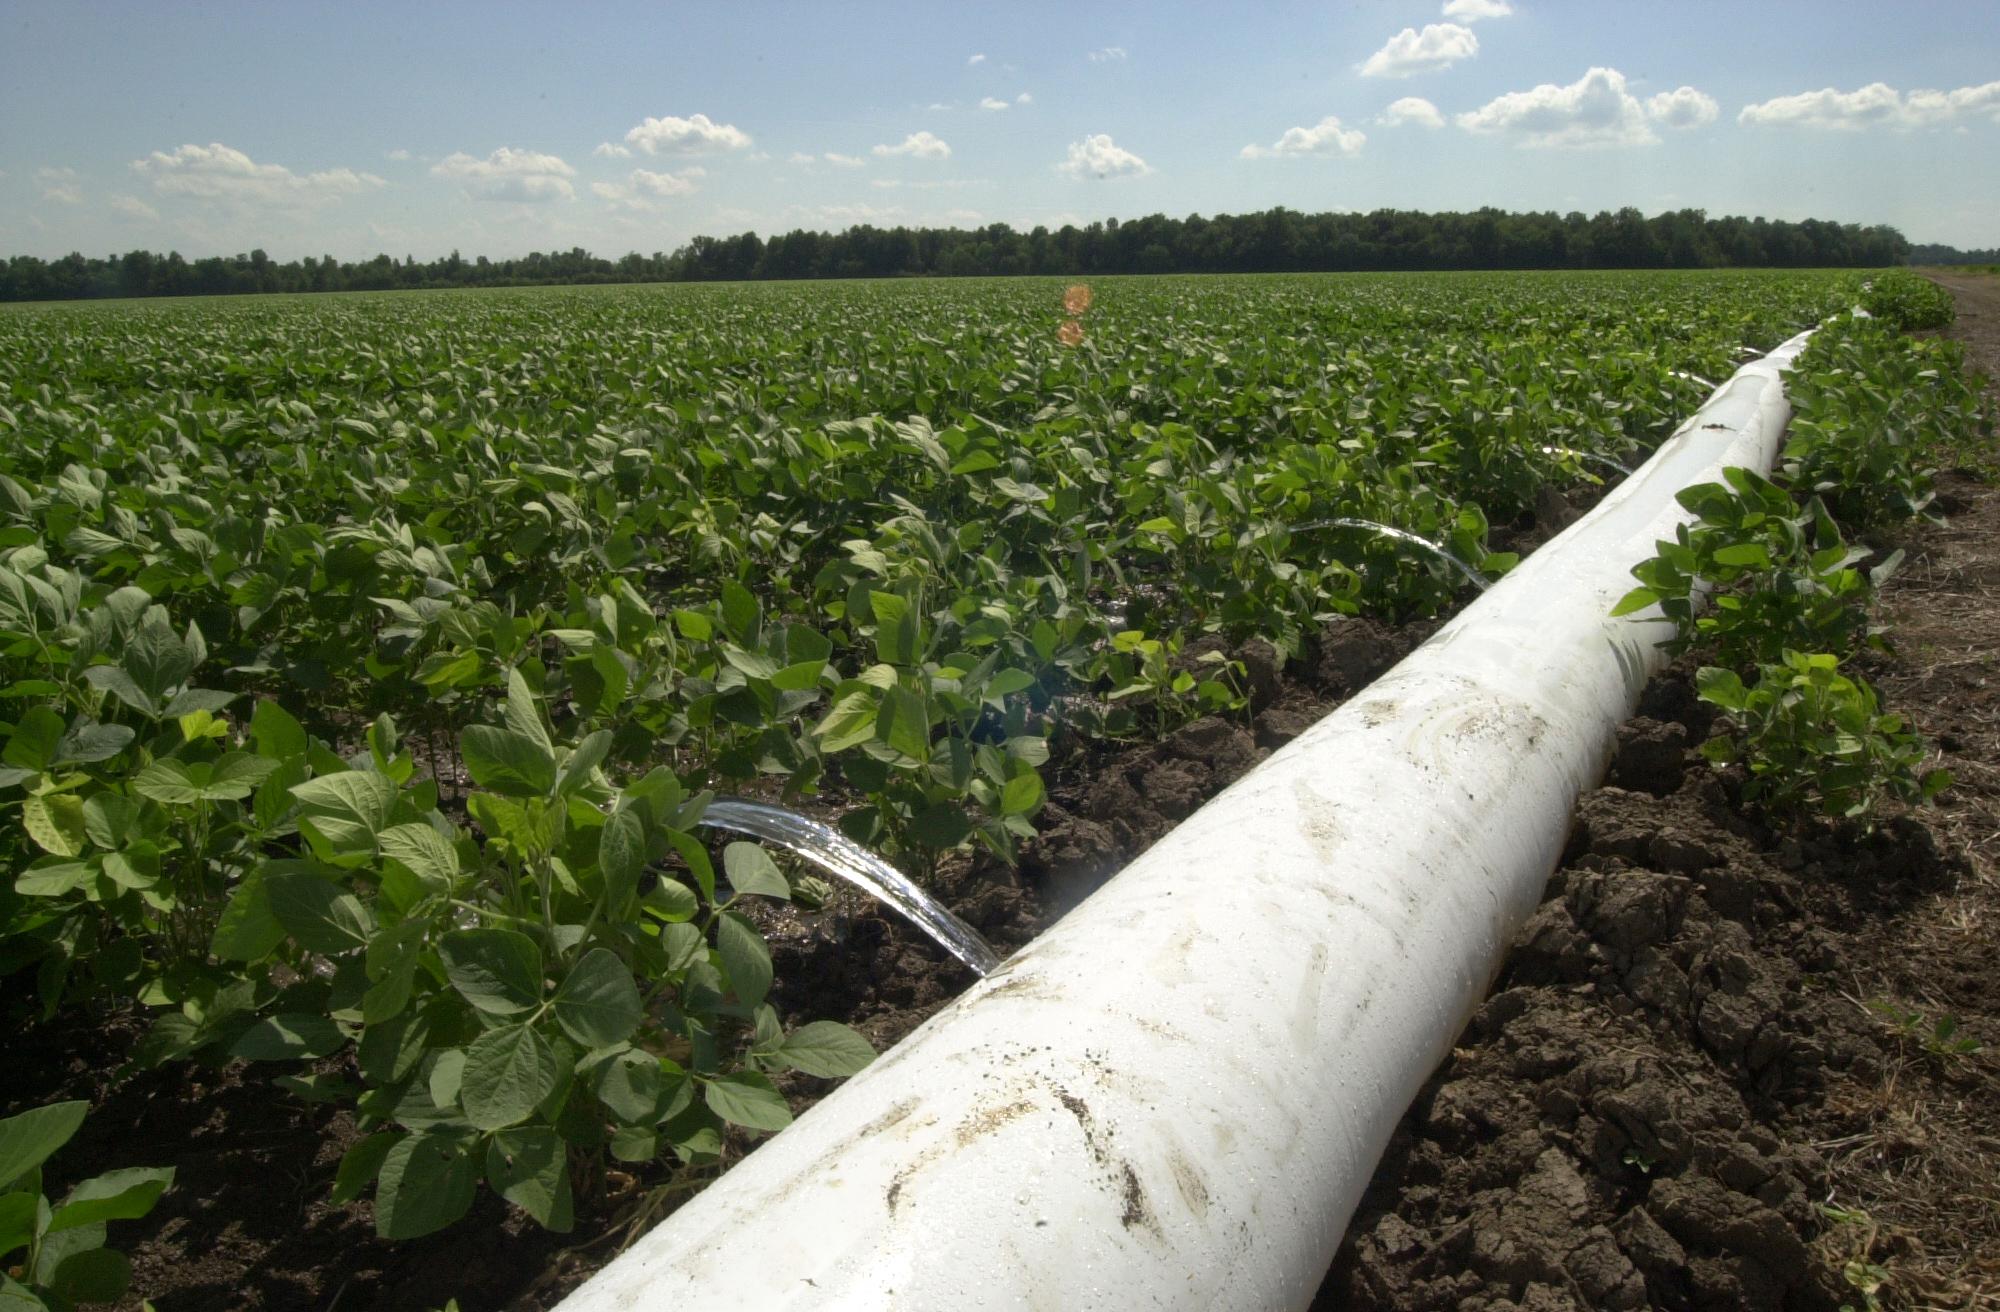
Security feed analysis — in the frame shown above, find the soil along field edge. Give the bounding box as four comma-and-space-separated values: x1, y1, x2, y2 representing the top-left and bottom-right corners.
553, 336, 1815, 1309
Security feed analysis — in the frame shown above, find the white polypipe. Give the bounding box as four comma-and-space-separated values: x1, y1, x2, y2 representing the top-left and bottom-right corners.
560, 328, 1818, 1312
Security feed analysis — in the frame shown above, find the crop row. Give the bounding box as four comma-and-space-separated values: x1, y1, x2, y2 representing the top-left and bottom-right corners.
1619, 277, 1987, 821
0, 270, 1888, 1276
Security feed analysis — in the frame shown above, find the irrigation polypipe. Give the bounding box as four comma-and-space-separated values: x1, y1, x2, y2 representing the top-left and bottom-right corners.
559, 327, 1819, 1311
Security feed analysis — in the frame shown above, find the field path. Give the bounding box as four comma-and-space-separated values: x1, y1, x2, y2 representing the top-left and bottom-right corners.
1924, 271, 2000, 386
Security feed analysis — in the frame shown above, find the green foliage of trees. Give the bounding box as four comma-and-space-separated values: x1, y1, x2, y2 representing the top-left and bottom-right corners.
0, 206, 1913, 303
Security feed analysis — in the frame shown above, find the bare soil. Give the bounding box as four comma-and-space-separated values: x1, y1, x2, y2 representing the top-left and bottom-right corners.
6, 277, 1995, 1310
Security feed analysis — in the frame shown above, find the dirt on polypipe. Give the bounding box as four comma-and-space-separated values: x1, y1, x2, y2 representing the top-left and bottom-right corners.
1316, 277, 2000, 1312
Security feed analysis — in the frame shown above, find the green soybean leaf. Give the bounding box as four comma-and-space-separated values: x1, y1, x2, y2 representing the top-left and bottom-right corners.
0, 1100, 88, 1190
460, 726, 556, 797
21, 795, 86, 857
15, 859, 92, 897
702, 1072, 792, 1133
877, 686, 930, 762
1711, 542, 1772, 568
1, 706, 61, 771
377, 822, 460, 891
644, 877, 698, 924
777, 1021, 877, 1078
909, 801, 972, 849
374, 1130, 478, 1240
81, 793, 140, 850
1694, 666, 1750, 711
716, 912, 772, 1009
55, 722, 133, 766
47, 1166, 175, 1234
210, 867, 285, 962
485, 1127, 573, 1231
47, 1246, 132, 1304
131, 760, 203, 806
664, 828, 716, 905
290, 770, 397, 853
229, 1014, 345, 1062
812, 689, 878, 753
330, 1131, 401, 1205
592, 1051, 665, 1124
551, 949, 642, 1049
556, 729, 612, 797
439, 929, 542, 1016
266, 869, 375, 955
460, 1023, 560, 1131
1000, 771, 1045, 817
720, 580, 759, 644
721, 842, 789, 900
0, 1194, 36, 1264
1608, 586, 1661, 617
869, 591, 914, 664
250, 699, 308, 760
503, 666, 554, 754
597, 808, 645, 901
206, 752, 278, 800
983, 668, 1037, 699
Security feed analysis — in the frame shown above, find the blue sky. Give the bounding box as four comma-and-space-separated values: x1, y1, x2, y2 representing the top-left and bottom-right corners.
3, 0, 1996, 259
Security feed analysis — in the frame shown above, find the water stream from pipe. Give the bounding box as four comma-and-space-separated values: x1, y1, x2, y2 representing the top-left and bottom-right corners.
1263, 517, 1492, 593
1538, 444, 1632, 477
699, 798, 1003, 977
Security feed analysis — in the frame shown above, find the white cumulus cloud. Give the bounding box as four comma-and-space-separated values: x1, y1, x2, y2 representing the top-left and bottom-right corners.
1456, 66, 1657, 148
1360, 24, 1477, 78
786, 151, 865, 169
633, 166, 702, 195
967, 53, 986, 65
1442, 0, 1512, 19
1739, 80, 2000, 130
593, 142, 633, 159
1241, 116, 1366, 159
592, 165, 703, 211
980, 96, 1010, 111
1646, 86, 1719, 129
787, 202, 907, 227
1017, 91, 1033, 105
873, 131, 952, 160
1379, 97, 1446, 129
384, 148, 413, 162
1057, 133, 1150, 179
622, 113, 752, 156
37, 167, 82, 205
133, 143, 386, 206
108, 194, 159, 222
870, 177, 987, 191
1088, 46, 1128, 63
431, 147, 577, 202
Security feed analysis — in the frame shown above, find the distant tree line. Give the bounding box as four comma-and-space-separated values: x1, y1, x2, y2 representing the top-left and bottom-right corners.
1907, 242, 2000, 265
0, 206, 1931, 303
